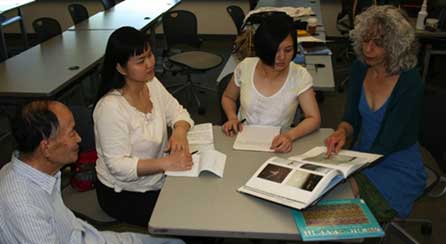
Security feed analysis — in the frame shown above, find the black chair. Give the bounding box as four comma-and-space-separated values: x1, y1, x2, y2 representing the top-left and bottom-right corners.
1, 13, 28, 60
162, 10, 223, 114
68, 3, 89, 25
0, 115, 14, 169
100, 0, 116, 10
32, 17, 62, 43
381, 161, 443, 244
62, 106, 120, 227
335, 0, 377, 92
217, 73, 240, 125
248, 0, 259, 10
227, 5, 245, 35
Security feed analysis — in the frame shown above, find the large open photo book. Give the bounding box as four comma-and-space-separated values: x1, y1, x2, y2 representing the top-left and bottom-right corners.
238, 146, 382, 210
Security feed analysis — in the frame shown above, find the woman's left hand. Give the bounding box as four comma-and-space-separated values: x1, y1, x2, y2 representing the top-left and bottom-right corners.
270, 134, 293, 153
166, 128, 189, 153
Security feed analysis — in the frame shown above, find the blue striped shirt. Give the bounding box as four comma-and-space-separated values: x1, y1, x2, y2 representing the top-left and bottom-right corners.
0, 152, 184, 244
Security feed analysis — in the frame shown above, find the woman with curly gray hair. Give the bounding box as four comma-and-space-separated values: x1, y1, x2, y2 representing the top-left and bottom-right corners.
325, 5, 426, 223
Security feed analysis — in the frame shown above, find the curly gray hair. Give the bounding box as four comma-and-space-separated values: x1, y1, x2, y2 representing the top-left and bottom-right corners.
350, 5, 418, 74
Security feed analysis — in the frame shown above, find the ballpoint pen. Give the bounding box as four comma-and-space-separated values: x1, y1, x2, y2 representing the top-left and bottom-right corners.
229, 119, 246, 133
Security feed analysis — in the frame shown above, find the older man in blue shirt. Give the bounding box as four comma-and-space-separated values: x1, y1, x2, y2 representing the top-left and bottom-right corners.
0, 100, 183, 244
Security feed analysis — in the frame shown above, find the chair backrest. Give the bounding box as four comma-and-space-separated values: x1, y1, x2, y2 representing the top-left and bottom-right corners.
68, 3, 89, 25
248, 0, 259, 10
336, 0, 377, 34
162, 10, 202, 50
227, 5, 245, 35
218, 73, 240, 125
70, 106, 95, 152
32, 17, 62, 43
101, 0, 116, 10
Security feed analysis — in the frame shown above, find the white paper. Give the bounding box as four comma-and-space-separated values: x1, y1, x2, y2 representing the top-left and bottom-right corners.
233, 125, 281, 152
165, 149, 226, 178
187, 123, 213, 145
298, 35, 325, 43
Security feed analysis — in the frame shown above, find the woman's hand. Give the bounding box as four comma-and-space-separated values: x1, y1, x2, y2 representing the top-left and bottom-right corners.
164, 151, 193, 171
222, 119, 243, 137
270, 133, 293, 153
166, 126, 189, 153
324, 128, 347, 157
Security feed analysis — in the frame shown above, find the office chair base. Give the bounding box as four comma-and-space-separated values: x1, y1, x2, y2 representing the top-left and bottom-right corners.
168, 81, 215, 115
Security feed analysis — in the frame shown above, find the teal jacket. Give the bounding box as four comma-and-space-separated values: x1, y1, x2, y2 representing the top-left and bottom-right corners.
343, 60, 424, 155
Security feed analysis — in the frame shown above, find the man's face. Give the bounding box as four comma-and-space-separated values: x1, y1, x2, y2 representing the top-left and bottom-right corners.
46, 104, 81, 166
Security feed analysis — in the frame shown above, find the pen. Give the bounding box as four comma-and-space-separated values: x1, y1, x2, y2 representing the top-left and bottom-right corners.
191, 150, 199, 155
228, 119, 246, 133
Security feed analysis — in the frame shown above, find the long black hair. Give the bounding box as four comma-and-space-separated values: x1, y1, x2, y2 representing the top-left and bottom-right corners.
96, 26, 151, 102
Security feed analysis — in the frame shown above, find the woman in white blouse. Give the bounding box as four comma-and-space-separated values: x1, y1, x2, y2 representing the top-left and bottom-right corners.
93, 27, 194, 226
222, 13, 321, 153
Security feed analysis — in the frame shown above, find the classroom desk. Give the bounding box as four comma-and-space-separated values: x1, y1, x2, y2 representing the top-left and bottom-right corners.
149, 127, 354, 240
68, 0, 181, 32
0, 30, 113, 105
0, 0, 34, 60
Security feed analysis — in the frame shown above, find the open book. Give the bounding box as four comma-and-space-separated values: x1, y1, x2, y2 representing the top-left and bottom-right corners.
165, 150, 226, 177
233, 125, 281, 152
238, 146, 382, 209
292, 198, 384, 241
187, 123, 216, 152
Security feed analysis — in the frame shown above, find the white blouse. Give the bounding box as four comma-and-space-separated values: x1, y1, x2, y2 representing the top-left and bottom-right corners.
93, 77, 194, 193
234, 57, 313, 127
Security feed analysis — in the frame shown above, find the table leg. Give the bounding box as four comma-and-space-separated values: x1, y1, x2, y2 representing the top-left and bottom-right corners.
17, 8, 28, 49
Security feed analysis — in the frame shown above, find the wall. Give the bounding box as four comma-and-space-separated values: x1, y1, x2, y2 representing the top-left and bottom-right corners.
2, 0, 342, 36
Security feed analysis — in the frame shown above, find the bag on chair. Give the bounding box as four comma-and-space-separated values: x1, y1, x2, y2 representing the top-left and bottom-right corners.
70, 150, 98, 192
232, 11, 293, 61
232, 25, 256, 61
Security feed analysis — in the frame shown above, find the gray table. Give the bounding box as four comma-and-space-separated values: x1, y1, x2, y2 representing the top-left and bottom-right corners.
0, 30, 113, 104
69, 0, 181, 32
149, 127, 353, 240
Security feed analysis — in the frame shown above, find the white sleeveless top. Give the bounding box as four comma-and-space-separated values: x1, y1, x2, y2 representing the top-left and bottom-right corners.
234, 57, 313, 127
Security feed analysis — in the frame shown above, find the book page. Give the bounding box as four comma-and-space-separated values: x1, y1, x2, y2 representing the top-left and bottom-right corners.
187, 123, 213, 145
240, 157, 339, 209
233, 125, 280, 152
165, 150, 226, 178
289, 146, 382, 178
165, 153, 201, 177
199, 150, 226, 177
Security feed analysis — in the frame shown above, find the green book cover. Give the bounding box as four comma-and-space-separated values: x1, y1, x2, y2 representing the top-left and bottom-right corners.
292, 198, 384, 241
